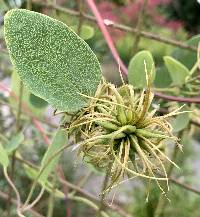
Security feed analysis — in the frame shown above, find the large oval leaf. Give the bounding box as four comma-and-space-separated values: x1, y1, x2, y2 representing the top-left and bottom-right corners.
4, 9, 102, 112
128, 50, 155, 89
164, 56, 189, 86
172, 112, 190, 133
172, 35, 200, 69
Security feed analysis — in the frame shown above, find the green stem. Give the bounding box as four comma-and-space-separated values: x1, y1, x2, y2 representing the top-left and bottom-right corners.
27, 0, 32, 10
3, 167, 24, 216
52, 0, 58, 18
16, 81, 24, 130
23, 142, 73, 208
47, 174, 56, 217
96, 163, 112, 217
77, 0, 84, 35
6, 81, 23, 217
68, 195, 110, 217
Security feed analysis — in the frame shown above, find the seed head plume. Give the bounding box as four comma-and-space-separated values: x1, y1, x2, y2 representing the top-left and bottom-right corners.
65, 73, 185, 196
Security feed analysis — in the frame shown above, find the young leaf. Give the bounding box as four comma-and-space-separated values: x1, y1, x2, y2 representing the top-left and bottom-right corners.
0, 142, 9, 168
4, 9, 102, 112
38, 129, 68, 184
29, 93, 48, 109
164, 56, 190, 86
70, 25, 94, 40
172, 34, 200, 69
154, 67, 172, 88
5, 132, 24, 154
116, 34, 134, 64
128, 50, 155, 88
171, 112, 190, 133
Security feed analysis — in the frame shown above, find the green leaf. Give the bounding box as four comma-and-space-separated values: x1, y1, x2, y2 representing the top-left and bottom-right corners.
128, 50, 155, 88
0, 142, 9, 168
116, 34, 134, 64
70, 25, 94, 40
5, 132, 24, 153
38, 129, 68, 184
164, 56, 190, 86
154, 67, 172, 88
4, 9, 101, 112
172, 35, 200, 69
172, 112, 190, 133
24, 164, 38, 179
29, 93, 48, 109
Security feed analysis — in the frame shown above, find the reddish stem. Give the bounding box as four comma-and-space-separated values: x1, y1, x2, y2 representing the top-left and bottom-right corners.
86, 0, 200, 104
154, 92, 200, 103
86, 0, 128, 75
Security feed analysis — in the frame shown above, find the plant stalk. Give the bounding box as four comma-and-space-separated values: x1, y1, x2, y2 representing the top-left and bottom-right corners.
96, 162, 112, 217
133, 0, 148, 54
77, 0, 84, 35
47, 174, 56, 217
6, 81, 23, 217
